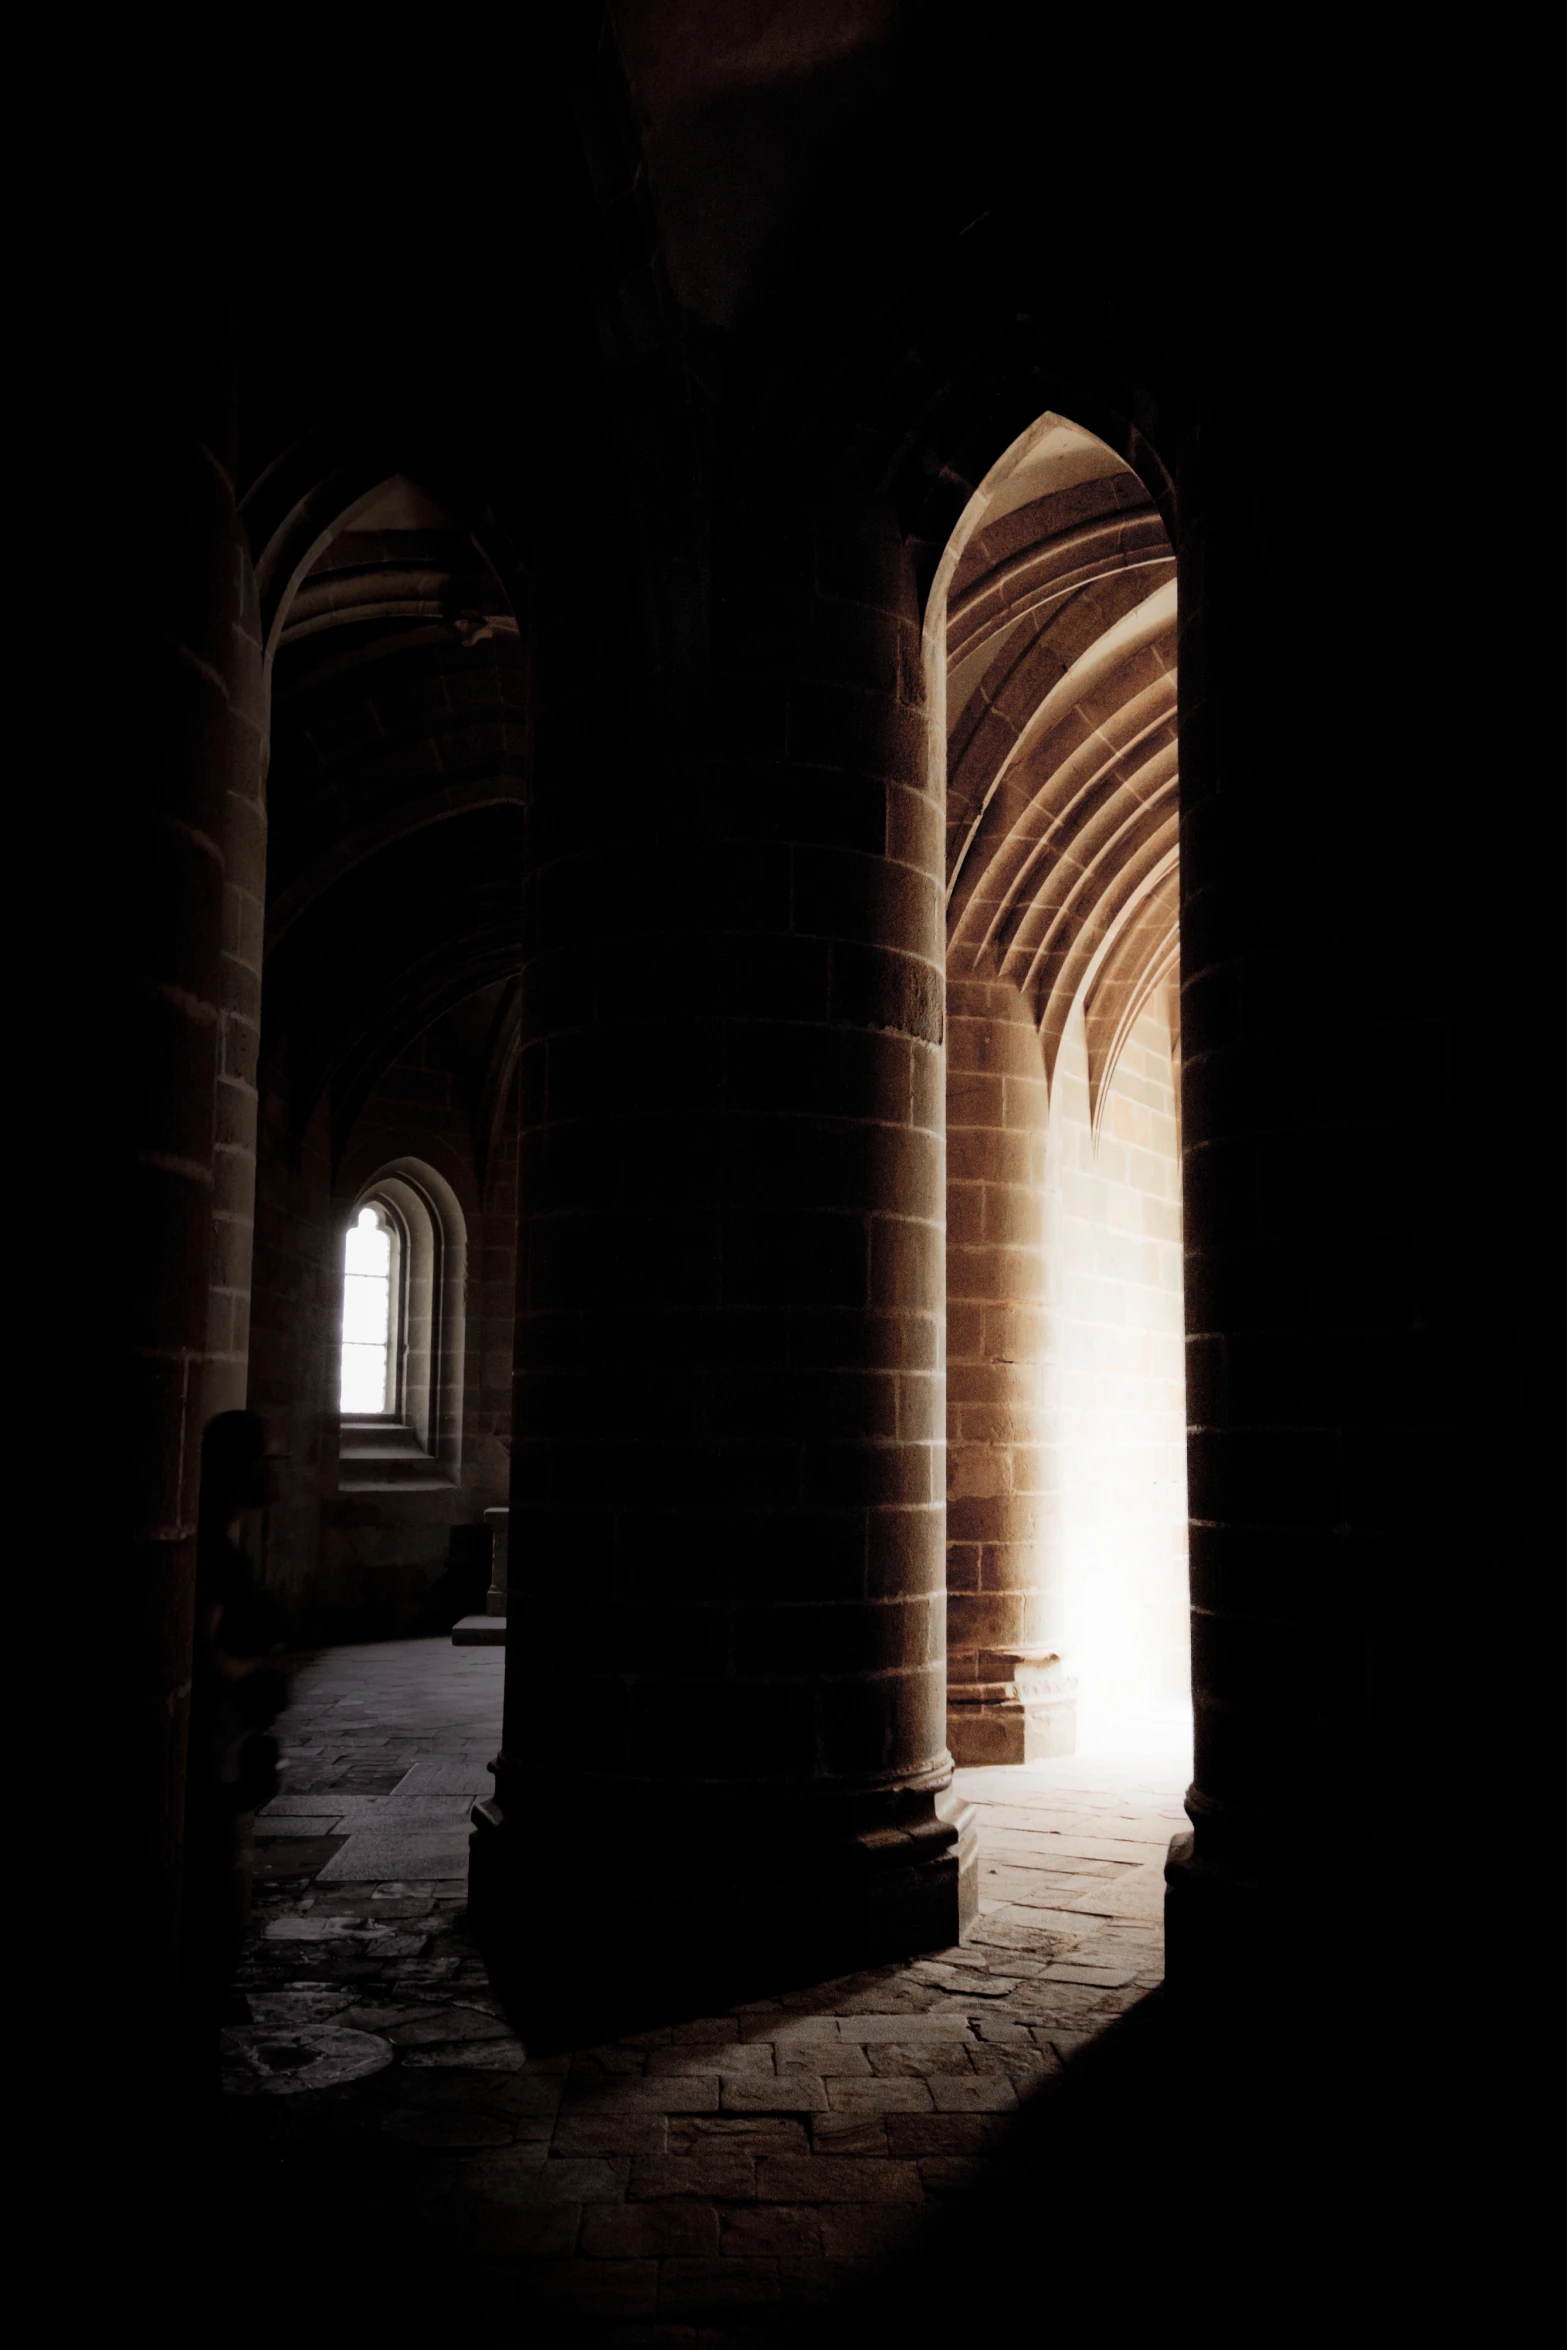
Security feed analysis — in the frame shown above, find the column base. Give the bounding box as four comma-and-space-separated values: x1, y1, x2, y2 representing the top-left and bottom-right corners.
947, 1691, 1077, 1764
1163, 1827, 1260, 2010
1164, 1796, 1367, 2026
469, 1766, 977, 2029
947, 1648, 1077, 1764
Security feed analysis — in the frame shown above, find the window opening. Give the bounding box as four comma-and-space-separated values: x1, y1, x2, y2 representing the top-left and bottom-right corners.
340, 1203, 395, 1413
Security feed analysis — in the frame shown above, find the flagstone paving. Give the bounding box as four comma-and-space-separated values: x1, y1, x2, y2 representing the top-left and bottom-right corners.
222, 1640, 1189, 2338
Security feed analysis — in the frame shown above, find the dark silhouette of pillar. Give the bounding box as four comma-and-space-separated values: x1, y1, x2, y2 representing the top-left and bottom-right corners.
473, 499, 975, 1999
102, 291, 262, 2074
1164, 365, 1487, 2025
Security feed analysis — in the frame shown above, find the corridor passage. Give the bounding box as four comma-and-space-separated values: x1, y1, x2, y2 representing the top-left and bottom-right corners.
222, 1640, 1188, 2331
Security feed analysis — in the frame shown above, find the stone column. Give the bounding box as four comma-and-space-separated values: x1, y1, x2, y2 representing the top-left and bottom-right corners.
945, 972, 1074, 1761
101, 292, 259, 2063
473, 502, 974, 2002
1164, 387, 1483, 2017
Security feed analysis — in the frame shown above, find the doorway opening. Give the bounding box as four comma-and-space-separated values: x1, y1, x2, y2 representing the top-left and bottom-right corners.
929, 412, 1189, 1781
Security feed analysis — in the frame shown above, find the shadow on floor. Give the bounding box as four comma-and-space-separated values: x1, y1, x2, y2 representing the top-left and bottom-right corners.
796, 1992, 1421, 2344
203, 1980, 1440, 2344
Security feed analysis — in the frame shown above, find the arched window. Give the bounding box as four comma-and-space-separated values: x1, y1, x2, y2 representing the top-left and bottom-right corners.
340, 1202, 400, 1414
335, 1162, 467, 1491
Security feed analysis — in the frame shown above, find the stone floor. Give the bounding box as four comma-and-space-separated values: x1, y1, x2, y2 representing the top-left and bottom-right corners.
221, 1641, 1191, 2340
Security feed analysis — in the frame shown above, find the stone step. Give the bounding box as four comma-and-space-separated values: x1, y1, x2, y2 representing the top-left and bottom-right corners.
336, 1475, 456, 1495
451, 1615, 506, 1647
339, 1453, 444, 1477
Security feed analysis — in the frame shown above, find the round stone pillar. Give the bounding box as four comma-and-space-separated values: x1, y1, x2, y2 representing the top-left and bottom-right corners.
472, 510, 975, 2004
945, 972, 1073, 1762
100, 292, 261, 2065
1164, 387, 1483, 2017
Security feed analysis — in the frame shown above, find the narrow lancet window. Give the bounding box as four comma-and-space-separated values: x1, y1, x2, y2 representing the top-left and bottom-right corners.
340, 1203, 394, 1413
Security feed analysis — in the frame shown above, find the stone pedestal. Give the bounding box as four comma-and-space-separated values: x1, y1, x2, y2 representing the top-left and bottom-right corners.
482, 1506, 508, 1617
451, 1510, 508, 1645
947, 1648, 1077, 1765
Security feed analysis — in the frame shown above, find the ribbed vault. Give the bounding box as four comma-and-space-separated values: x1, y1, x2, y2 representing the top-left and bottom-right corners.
941, 414, 1177, 1109
259, 474, 528, 1157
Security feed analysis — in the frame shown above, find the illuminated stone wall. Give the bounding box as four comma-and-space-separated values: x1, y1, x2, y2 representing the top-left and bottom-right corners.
1048, 986, 1188, 1714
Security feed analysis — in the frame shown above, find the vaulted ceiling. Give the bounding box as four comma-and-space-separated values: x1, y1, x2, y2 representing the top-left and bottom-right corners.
256, 476, 527, 1160
940, 415, 1177, 1126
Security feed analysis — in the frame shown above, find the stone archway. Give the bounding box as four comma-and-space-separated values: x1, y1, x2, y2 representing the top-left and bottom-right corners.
925, 412, 1187, 1766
